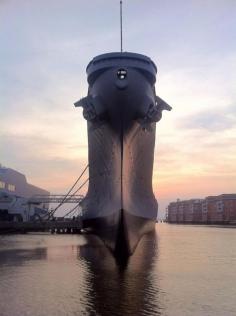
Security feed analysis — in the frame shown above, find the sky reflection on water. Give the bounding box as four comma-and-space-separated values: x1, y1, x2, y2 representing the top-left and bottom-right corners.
0, 224, 236, 316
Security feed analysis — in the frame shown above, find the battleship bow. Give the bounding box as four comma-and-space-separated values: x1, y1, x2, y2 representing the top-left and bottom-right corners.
75, 52, 171, 256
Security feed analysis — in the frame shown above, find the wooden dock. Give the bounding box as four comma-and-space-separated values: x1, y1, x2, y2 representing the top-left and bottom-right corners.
0, 220, 82, 234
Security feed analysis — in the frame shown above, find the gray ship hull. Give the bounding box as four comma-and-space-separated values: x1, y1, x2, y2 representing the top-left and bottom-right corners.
75, 52, 171, 255
83, 210, 155, 257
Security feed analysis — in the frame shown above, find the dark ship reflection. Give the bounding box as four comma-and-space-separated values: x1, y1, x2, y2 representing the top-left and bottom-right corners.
78, 230, 163, 316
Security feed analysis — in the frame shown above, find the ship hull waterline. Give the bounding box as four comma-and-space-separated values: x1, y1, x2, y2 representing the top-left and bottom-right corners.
83, 210, 156, 257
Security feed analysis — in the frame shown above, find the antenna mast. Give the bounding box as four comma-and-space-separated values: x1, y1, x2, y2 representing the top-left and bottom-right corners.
120, 0, 123, 52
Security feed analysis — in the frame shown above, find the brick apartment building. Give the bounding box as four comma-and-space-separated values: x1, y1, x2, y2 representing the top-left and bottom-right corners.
168, 199, 203, 223
167, 194, 236, 224
206, 194, 236, 224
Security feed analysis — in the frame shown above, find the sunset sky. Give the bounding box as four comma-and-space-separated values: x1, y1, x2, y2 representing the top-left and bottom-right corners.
0, 0, 236, 217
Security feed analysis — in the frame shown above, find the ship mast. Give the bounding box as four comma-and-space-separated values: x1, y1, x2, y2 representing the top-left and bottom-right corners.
120, 0, 123, 52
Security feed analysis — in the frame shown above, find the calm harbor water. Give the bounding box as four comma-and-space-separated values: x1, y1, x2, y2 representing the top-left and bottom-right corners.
0, 224, 236, 316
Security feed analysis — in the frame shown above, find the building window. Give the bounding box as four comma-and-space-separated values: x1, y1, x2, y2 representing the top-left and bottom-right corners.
8, 184, 15, 192
202, 203, 208, 212
216, 201, 223, 212
0, 181, 5, 189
